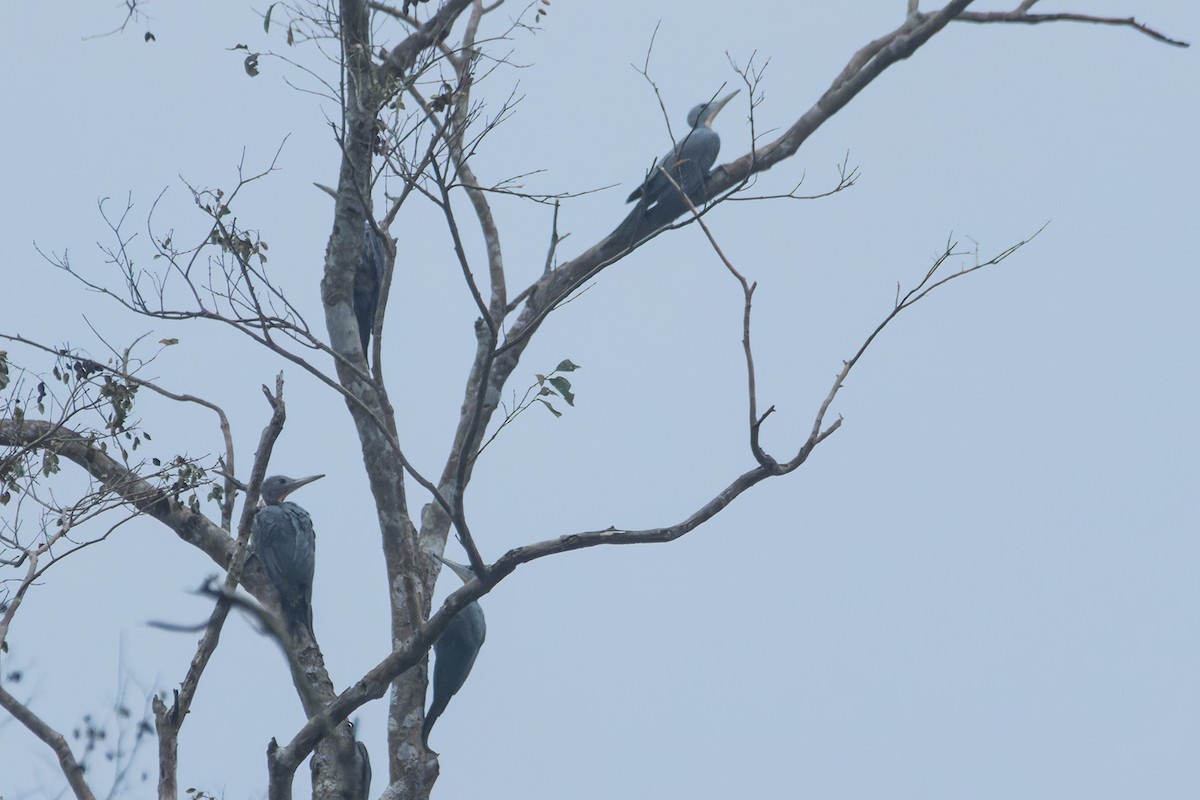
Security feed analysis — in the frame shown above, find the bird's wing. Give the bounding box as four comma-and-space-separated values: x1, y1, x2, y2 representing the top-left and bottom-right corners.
251, 506, 314, 595
677, 128, 720, 178
251, 506, 289, 586
430, 605, 485, 700
627, 136, 682, 204
252, 504, 317, 636
281, 503, 316, 604
363, 220, 387, 282
626, 157, 659, 203
354, 221, 388, 354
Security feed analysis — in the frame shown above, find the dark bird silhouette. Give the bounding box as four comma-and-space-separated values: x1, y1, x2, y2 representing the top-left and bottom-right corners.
314, 183, 387, 359
353, 739, 371, 800
250, 474, 324, 637
627, 90, 739, 211
354, 219, 386, 358
422, 555, 486, 749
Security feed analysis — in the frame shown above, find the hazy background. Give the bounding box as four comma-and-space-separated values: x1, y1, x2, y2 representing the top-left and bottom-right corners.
2, 1, 1197, 798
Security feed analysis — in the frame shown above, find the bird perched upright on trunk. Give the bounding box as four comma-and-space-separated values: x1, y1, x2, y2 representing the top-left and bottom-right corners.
313, 183, 387, 360
250, 474, 324, 638
422, 555, 487, 749
627, 89, 739, 211
353, 219, 387, 358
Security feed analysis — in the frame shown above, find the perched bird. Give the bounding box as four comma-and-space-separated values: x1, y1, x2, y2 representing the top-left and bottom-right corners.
313, 183, 387, 359
422, 555, 487, 749
250, 474, 324, 637
353, 218, 386, 358
353, 739, 371, 800
627, 90, 739, 210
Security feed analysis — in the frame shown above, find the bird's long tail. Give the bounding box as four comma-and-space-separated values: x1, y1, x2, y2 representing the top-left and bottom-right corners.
604, 197, 691, 252
606, 200, 651, 251
283, 599, 315, 640
422, 697, 450, 749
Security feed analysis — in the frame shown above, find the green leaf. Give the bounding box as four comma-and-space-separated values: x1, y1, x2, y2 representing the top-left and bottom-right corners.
536, 398, 562, 418
263, 3, 277, 33
548, 376, 575, 406
554, 359, 580, 372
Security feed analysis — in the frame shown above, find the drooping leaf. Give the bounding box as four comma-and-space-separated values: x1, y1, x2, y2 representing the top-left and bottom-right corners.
536, 398, 562, 418
263, 3, 277, 33
554, 358, 580, 372
548, 376, 575, 406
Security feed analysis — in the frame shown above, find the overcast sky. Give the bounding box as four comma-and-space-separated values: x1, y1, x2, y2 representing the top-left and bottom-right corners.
2, 1, 1197, 798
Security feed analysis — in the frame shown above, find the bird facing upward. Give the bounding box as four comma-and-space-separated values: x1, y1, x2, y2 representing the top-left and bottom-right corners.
250, 474, 324, 638
627, 89, 739, 210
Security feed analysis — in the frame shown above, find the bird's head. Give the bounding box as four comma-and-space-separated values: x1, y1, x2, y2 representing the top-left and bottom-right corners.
259, 474, 324, 506
434, 553, 476, 585
687, 89, 739, 129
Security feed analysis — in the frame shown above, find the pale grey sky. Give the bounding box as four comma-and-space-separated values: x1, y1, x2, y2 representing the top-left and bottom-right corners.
2, 2, 1197, 798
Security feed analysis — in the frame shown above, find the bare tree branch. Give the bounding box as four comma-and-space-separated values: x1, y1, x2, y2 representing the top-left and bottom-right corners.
152, 375, 288, 800
4, 3, 1183, 798
263, 219, 1040, 773
0, 683, 96, 800
955, 6, 1189, 47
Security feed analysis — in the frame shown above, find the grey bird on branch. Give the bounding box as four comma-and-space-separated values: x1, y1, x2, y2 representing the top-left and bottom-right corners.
250, 474, 324, 638
422, 555, 487, 750
627, 89, 739, 210
314, 183, 387, 359
608, 90, 739, 247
